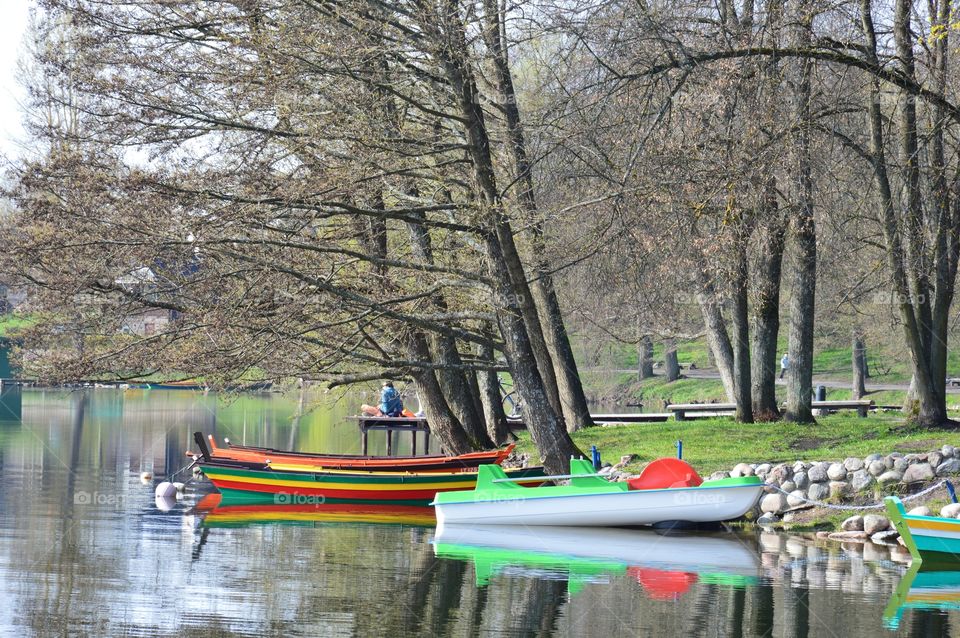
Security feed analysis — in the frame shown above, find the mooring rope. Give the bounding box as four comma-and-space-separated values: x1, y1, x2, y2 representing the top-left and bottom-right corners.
164, 458, 199, 483
770, 479, 949, 512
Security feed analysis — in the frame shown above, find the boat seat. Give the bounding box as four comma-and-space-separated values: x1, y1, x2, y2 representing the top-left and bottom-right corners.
627, 458, 703, 490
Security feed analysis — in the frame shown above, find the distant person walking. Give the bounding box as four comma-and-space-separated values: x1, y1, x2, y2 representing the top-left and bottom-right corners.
780, 353, 790, 379
361, 381, 404, 417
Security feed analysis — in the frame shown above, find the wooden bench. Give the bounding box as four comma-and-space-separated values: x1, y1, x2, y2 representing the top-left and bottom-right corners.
352, 416, 432, 456
810, 399, 873, 417
666, 403, 736, 421
667, 399, 873, 420
591, 412, 671, 425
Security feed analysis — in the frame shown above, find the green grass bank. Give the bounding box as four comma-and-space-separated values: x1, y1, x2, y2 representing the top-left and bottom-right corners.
514, 412, 960, 475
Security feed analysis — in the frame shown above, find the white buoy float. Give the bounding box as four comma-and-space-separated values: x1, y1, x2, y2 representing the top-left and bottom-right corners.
155, 495, 177, 512
140, 471, 153, 483
155, 481, 178, 498
172, 482, 186, 498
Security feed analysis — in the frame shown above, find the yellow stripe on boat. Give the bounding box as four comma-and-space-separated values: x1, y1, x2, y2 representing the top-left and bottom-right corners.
202, 470, 479, 491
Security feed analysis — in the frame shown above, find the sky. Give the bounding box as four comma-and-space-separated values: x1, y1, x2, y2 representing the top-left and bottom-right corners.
0, 2, 30, 160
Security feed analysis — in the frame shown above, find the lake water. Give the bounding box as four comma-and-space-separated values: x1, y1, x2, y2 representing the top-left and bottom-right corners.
0, 388, 955, 636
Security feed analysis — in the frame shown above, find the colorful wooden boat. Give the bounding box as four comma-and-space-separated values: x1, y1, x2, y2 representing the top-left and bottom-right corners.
434, 524, 759, 594
200, 461, 547, 506
432, 458, 764, 527
193, 433, 515, 472
191, 493, 436, 527
886, 496, 960, 563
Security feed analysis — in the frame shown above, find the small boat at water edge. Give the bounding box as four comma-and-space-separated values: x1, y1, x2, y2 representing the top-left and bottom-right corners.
191, 432, 516, 472
432, 458, 764, 527
886, 496, 960, 563
200, 461, 547, 506
191, 493, 436, 527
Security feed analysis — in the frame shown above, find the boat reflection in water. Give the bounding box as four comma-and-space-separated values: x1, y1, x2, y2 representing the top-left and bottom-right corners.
884, 561, 960, 631
433, 524, 760, 597
190, 493, 436, 528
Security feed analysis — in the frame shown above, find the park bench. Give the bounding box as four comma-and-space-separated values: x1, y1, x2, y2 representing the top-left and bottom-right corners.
666, 399, 874, 421
666, 403, 736, 421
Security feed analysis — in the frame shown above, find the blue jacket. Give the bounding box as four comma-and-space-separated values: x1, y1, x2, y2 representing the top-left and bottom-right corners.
379, 386, 403, 417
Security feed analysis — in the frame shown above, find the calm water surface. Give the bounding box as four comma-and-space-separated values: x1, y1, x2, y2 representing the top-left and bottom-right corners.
0, 388, 955, 636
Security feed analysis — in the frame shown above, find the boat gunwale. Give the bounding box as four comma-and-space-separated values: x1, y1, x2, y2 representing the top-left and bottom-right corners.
431, 477, 763, 506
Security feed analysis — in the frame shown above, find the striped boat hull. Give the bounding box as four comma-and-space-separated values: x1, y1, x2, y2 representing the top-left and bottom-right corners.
201, 463, 547, 506
886, 496, 960, 563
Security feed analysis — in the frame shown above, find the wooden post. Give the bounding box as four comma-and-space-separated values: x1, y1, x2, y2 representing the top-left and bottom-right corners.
852, 333, 867, 400
361, 422, 368, 456
387, 429, 393, 456
424, 430, 430, 454
412, 427, 417, 456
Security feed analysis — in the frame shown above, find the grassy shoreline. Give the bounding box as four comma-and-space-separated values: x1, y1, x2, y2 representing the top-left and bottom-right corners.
515, 412, 960, 475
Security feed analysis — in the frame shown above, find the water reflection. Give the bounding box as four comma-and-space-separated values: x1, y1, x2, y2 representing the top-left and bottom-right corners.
0, 388, 959, 636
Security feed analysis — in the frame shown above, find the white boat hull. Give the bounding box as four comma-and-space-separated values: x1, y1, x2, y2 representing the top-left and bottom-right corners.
434, 483, 764, 527
434, 524, 761, 576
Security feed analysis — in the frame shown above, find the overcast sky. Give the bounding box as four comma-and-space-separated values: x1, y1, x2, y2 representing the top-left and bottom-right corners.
0, 3, 30, 160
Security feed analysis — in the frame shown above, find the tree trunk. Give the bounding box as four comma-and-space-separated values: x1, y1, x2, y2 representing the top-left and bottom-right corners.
405, 209, 492, 448
478, 0, 592, 432
638, 335, 654, 380
852, 333, 867, 399
475, 337, 512, 445
664, 338, 680, 382
785, 0, 816, 423
730, 240, 754, 422
434, 7, 580, 472
695, 266, 737, 401
750, 191, 786, 420
408, 333, 475, 453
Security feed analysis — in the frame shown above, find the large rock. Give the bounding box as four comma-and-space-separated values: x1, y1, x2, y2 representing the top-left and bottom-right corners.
877, 471, 903, 486
871, 530, 900, 544
828, 530, 869, 541
755, 463, 772, 475
940, 503, 960, 518
843, 457, 865, 472
780, 480, 797, 493
903, 463, 935, 484
792, 461, 807, 474
760, 493, 788, 514
757, 512, 778, 526
850, 470, 874, 492
827, 463, 848, 481
769, 464, 792, 484
830, 481, 850, 498
937, 458, 960, 476
841, 515, 864, 531
707, 471, 731, 481
793, 471, 809, 490
863, 514, 891, 535
894, 457, 909, 473
867, 460, 887, 477
929, 452, 944, 469
731, 463, 755, 478
943, 445, 956, 459
908, 506, 932, 517
864, 453, 882, 464
787, 490, 807, 508
808, 483, 830, 502
808, 464, 829, 483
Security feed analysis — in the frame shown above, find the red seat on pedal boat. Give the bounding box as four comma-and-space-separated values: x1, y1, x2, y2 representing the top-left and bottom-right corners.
627, 458, 703, 490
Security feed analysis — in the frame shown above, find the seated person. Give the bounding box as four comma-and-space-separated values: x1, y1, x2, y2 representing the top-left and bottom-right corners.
361, 381, 404, 417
